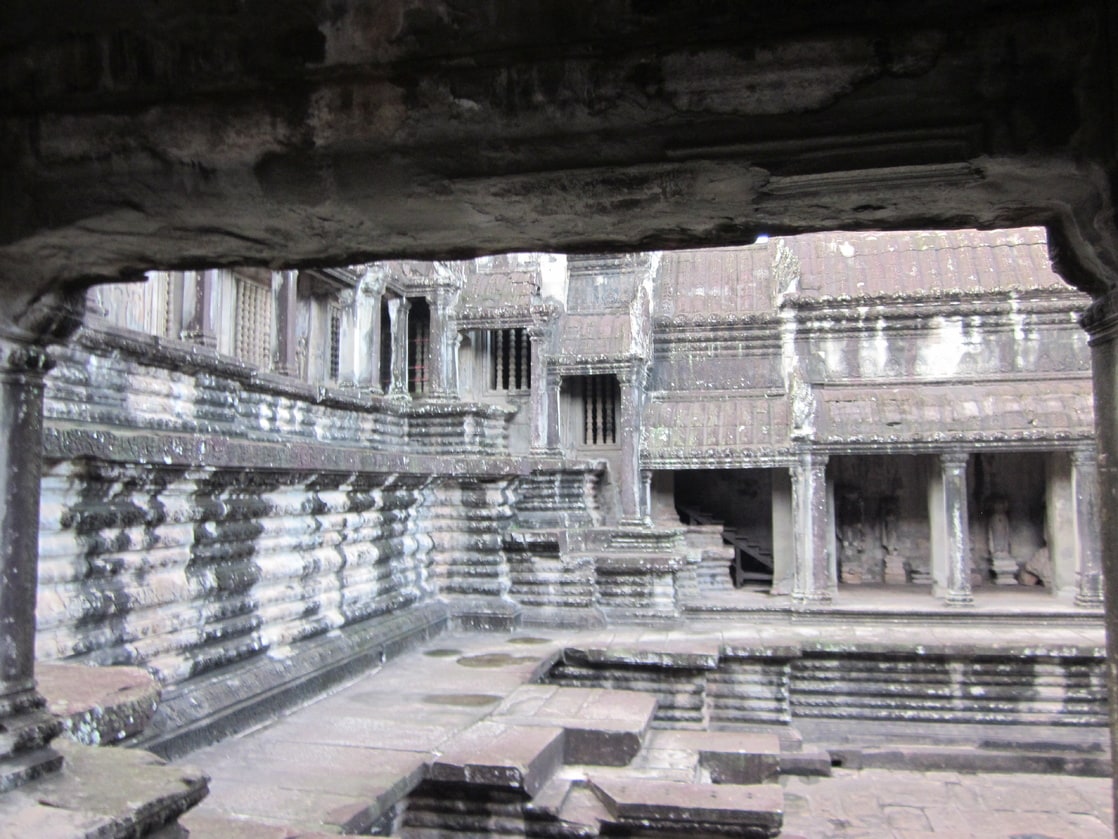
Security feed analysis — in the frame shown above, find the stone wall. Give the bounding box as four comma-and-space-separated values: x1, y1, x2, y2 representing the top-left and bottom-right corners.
35, 323, 618, 716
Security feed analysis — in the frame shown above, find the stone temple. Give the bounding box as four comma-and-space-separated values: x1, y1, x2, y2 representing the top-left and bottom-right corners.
2, 2, 1118, 836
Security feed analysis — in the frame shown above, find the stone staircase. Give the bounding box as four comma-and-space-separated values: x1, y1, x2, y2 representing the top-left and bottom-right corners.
678, 506, 773, 588
399, 684, 787, 838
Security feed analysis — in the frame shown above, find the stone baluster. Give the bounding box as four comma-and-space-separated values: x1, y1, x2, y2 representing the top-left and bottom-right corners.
791, 451, 834, 603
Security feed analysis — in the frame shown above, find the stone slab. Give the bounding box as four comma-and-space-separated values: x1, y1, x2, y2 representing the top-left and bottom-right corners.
589, 776, 783, 834
37, 662, 160, 746
430, 721, 565, 796
492, 685, 658, 766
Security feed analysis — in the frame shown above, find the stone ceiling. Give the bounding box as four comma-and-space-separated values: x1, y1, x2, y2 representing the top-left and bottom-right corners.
2, 1, 1117, 315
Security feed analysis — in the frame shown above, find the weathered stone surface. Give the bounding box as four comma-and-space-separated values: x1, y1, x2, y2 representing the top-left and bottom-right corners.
430, 721, 565, 797
37, 662, 160, 746
0, 738, 207, 839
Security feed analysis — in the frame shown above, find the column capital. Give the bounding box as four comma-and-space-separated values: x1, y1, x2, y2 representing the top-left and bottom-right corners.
939, 450, 970, 469
1082, 287, 1118, 345
1070, 443, 1098, 466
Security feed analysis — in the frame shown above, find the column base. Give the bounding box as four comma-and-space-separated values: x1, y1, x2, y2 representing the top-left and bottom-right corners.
0, 702, 65, 793
791, 591, 834, 606
1075, 592, 1105, 608
943, 590, 975, 607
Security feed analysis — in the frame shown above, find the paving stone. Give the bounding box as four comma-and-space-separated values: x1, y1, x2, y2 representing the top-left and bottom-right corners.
589, 775, 783, 834
492, 685, 657, 765
430, 721, 565, 796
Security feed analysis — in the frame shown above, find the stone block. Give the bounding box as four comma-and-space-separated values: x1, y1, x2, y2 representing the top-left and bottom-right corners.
430, 722, 565, 797
492, 685, 658, 766
589, 776, 783, 836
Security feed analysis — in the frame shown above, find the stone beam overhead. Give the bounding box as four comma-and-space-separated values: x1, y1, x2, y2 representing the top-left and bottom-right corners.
2, 1, 1118, 296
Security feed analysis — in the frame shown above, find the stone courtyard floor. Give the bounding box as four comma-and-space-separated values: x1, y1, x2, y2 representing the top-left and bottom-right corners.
175, 616, 1112, 838
781, 769, 1112, 838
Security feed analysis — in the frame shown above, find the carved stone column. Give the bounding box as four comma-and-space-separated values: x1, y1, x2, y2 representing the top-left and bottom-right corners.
617, 365, 646, 524
427, 287, 459, 399
528, 323, 557, 453
386, 296, 410, 400
335, 288, 359, 387
179, 269, 217, 348
1071, 445, 1104, 606
640, 469, 653, 523
791, 451, 833, 603
272, 270, 298, 376
0, 290, 85, 790
939, 449, 974, 608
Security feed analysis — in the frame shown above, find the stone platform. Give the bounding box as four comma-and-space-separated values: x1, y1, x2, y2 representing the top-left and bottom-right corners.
169, 614, 1109, 837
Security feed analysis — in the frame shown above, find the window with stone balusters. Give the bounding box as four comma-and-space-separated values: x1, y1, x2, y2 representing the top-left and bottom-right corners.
578, 374, 619, 446
408, 297, 431, 394
233, 273, 274, 369
489, 327, 531, 392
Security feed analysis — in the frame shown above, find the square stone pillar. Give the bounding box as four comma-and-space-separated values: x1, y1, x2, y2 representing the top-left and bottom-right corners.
1045, 451, 1077, 597
271, 270, 298, 376
179, 269, 217, 348
1081, 288, 1118, 819
1073, 446, 1104, 607
929, 451, 973, 606
791, 452, 834, 603
386, 296, 410, 400
0, 341, 64, 789
528, 324, 558, 453
427, 287, 459, 399
617, 366, 646, 524
770, 467, 795, 595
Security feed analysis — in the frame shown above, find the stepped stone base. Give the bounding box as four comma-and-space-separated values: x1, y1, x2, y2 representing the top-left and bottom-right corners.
0, 739, 206, 838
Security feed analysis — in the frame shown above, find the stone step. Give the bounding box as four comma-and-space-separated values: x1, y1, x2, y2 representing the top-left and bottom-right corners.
830, 743, 1114, 777
429, 721, 565, 797
190, 740, 428, 834
0, 739, 206, 838
645, 730, 781, 784
491, 685, 658, 766
171, 811, 343, 838
588, 776, 783, 837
